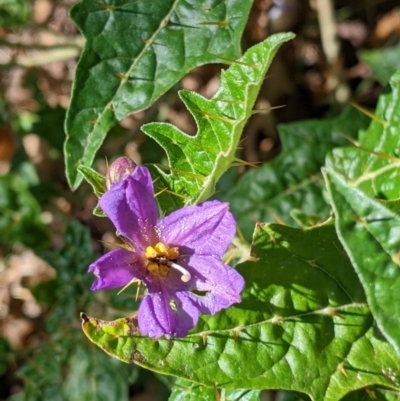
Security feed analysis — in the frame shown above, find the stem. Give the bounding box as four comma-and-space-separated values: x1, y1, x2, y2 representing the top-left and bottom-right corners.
0, 47, 81, 69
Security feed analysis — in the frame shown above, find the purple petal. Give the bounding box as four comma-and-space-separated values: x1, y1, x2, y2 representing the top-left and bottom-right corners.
99, 166, 159, 247
159, 200, 236, 256
131, 165, 155, 195
171, 295, 200, 336
138, 278, 199, 338
88, 249, 146, 290
177, 254, 244, 314
138, 285, 177, 338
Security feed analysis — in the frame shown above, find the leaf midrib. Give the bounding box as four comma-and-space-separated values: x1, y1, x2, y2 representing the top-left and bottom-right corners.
83, 0, 180, 150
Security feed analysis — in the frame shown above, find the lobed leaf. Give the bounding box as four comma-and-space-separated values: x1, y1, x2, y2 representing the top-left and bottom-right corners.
324, 168, 400, 356
64, 0, 253, 189
225, 107, 369, 239
144, 32, 295, 213
324, 70, 400, 357
326, 70, 400, 200
82, 223, 400, 401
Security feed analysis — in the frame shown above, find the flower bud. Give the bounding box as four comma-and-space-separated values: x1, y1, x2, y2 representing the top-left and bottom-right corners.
106, 157, 136, 189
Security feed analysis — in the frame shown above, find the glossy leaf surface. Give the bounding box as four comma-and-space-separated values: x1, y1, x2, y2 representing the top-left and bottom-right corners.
65, 0, 253, 189
324, 70, 400, 356
144, 33, 295, 213
326, 71, 400, 199
82, 223, 400, 401
225, 107, 369, 239
324, 168, 400, 356
169, 379, 261, 401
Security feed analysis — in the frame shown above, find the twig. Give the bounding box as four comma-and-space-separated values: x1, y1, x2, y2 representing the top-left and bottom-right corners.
0, 47, 81, 68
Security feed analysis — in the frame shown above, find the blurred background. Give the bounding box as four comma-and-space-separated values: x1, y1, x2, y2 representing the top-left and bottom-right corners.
0, 0, 399, 399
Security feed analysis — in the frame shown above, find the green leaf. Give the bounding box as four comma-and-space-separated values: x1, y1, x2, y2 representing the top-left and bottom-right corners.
168, 379, 217, 401
326, 70, 400, 200
77, 165, 107, 216
324, 168, 400, 356
225, 107, 369, 239
78, 165, 106, 197
144, 33, 295, 212
277, 391, 311, 401
65, 0, 254, 189
15, 335, 135, 401
323, 70, 400, 357
81, 223, 400, 401
360, 43, 400, 84
39, 221, 95, 331
0, 173, 49, 249
169, 379, 261, 401
0, 0, 30, 27
0, 337, 12, 376
342, 388, 400, 401
63, 346, 132, 401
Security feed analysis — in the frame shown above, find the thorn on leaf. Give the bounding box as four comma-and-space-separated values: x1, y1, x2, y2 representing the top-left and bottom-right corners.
97, 2, 115, 11
323, 307, 344, 319
202, 333, 207, 346
337, 363, 348, 378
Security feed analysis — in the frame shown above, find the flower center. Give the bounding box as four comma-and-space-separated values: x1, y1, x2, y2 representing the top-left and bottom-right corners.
144, 242, 191, 282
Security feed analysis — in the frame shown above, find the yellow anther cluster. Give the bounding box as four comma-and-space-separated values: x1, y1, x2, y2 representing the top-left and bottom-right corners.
145, 242, 179, 261
146, 261, 169, 277
144, 242, 180, 278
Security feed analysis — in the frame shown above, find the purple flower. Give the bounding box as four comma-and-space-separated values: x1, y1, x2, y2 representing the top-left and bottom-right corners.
88, 166, 245, 338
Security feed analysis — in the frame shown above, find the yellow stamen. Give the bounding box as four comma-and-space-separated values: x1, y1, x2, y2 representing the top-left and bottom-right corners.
168, 246, 180, 260
147, 261, 159, 274
145, 246, 158, 259
144, 241, 188, 281
154, 242, 170, 255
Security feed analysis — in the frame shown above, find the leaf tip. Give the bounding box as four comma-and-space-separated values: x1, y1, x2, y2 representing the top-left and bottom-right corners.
80, 312, 89, 323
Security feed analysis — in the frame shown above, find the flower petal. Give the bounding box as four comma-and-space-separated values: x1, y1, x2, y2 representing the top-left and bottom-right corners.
138, 278, 198, 338
159, 200, 236, 256
177, 254, 244, 314
138, 285, 176, 338
131, 165, 155, 195
99, 166, 159, 247
88, 249, 145, 290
